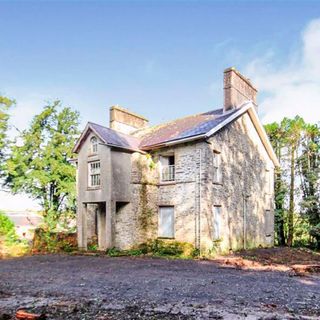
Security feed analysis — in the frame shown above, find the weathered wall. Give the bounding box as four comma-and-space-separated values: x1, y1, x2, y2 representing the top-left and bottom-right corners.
201, 112, 275, 252
77, 111, 275, 253
111, 150, 132, 202
76, 130, 112, 249
113, 142, 209, 249
76, 131, 111, 204
114, 152, 158, 249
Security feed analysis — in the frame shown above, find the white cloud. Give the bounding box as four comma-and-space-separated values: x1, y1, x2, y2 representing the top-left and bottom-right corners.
245, 18, 320, 124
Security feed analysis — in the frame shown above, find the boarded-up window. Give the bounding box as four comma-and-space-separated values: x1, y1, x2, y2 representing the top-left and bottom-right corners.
213, 205, 222, 240
213, 151, 222, 184
159, 206, 174, 238
265, 210, 273, 237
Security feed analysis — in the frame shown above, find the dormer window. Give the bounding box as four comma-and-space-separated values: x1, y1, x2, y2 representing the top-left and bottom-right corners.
91, 136, 98, 154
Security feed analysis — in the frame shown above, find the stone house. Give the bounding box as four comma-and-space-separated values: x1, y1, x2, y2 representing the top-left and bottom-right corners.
73, 67, 279, 253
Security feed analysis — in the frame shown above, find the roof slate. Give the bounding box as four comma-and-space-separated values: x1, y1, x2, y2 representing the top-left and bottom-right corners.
84, 107, 240, 152
89, 122, 141, 151
137, 108, 239, 148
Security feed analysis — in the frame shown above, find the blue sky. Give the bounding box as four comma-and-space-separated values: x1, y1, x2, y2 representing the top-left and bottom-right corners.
1, 1, 320, 210
1, 1, 319, 128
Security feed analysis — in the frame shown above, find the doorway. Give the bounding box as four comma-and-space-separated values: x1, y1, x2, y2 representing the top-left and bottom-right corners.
81, 202, 107, 251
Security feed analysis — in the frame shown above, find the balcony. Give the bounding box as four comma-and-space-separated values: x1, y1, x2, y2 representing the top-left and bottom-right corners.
161, 165, 175, 182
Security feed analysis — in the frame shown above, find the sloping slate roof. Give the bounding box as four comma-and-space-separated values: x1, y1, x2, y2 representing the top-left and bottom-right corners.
137, 108, 239, 148
89, 122, 141, 151
79, 107, 240, 152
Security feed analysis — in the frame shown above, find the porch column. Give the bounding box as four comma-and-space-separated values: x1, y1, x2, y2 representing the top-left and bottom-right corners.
105, 201, 113, 248
78, 203, 88, 250
97, 204, 107, 250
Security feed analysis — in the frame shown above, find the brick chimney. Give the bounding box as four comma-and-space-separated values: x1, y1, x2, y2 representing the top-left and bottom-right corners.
223, 67, 257, 113
109, 105, 148, 134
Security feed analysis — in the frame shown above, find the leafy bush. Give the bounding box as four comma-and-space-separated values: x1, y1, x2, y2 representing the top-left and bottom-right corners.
0, 212, 18, 244
88, 243, 98, 251
138, 239, 196, 258
106, 247, 143, 257
105, 240, 196, 259
32, 228, 77, 253
310, 224, 320, 248
0, 212, 29, 257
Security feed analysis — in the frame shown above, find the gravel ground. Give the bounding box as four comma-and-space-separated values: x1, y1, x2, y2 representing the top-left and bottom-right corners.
0, 254, 320, 319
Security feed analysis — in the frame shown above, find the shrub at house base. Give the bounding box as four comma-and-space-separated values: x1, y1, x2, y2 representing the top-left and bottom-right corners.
106, 239, 198, 258
32, 228, 77, 254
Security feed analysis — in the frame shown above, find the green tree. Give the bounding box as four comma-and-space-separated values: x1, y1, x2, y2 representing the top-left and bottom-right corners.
265, 122, 287, 245
0, 96, 14, 171
4, 101, 80, 229
265, 116, 320, 247
298, 123, 320, 246
283, 116, 305, 246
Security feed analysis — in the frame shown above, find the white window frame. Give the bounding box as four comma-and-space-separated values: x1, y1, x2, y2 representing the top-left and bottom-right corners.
212, 205, 222, 240
213, 151, 222, 184
90, 136, 98, 154
160, 155, 175, 182
88, 161, 101, 188
158, 206, 175, 238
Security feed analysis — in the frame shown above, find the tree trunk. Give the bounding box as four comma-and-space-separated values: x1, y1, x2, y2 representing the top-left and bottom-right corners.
287, 145, 295, 246
275, 144, 286, 246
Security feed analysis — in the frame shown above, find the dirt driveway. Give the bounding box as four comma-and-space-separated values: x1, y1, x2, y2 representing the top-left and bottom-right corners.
0, 254, 320, 319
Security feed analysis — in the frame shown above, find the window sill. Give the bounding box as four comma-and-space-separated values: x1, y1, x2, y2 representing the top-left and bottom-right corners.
87, 187, 101, 191
157, 237, 175, 240
159, 181, 176, 186
88, 154, 98, 158
213, 182, 223, 186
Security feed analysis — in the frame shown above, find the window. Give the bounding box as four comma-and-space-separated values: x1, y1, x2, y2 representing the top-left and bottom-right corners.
159, 206, 174, 238
265, 210, 273, 237
116, 201, 129, 213
266, 167, 273, 194
213, 151, 222, 184
212, 205, 222, 240
91, 136, 98, 153
160, 155, 175, 182
88, 161, 101, 187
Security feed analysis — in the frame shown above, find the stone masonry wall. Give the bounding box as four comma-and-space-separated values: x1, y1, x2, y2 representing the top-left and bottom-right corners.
201, 112, 275, 252
79, 111, 275, 252
113, 112, 274, 252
